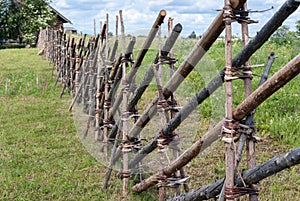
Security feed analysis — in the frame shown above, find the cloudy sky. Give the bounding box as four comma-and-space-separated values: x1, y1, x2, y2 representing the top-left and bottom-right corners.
51, 0, 299, 37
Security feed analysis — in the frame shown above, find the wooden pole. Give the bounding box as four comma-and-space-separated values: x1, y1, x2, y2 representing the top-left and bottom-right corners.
239, 3, 258, 200
119, 10, 130, 198
169, 146, 300, 201
95, 24, 106, 141
233, 53, 300, 120
103, 14, 110, 159
154, 25, 166, 201
108, 23, 182, 140
108, 10, 167, 121
131, 53, 300, 192
109, 15, 119, 62
127, 0, 247, 141
94, 19, 96, 37
126, 0, 300, 167
223, 1, 235, 199
236, 52, 277, 169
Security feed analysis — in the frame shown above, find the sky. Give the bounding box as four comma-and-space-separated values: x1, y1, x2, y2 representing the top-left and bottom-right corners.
50, 0, 300, 37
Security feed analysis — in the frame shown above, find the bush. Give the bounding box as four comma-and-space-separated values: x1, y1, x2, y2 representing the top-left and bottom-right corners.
0, 44, 26, 49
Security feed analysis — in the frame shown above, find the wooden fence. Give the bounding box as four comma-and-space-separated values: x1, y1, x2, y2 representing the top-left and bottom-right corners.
38, 0, 300, 200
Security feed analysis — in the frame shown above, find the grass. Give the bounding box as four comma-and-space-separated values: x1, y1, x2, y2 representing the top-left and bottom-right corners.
0, 33, 299, 201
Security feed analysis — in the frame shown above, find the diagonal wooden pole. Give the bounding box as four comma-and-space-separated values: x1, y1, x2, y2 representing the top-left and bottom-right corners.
168, 146, 300, 201
126, 0, 300, 167
127, 0, 247, 141
108, 10, 167, 121
132, 53, 300, 193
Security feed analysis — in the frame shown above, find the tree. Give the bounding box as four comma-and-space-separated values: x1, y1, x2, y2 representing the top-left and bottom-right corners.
296, 20, 300, 35
270, 25, 296, 45
0, 0, 54, 44
188, 31, 196, 39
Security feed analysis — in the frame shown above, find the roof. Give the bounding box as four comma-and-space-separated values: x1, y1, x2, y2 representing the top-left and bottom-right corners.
49, 5, 72, 24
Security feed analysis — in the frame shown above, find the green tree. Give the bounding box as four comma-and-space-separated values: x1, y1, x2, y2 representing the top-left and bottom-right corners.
0, 0, 54, 44
188, 31, 196, 39
271, 25, 296, 45
296, 20, 300, 35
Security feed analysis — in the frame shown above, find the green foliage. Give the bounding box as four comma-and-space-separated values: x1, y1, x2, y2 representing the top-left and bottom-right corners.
0, 30, 299, 200
296, 20, 300, 36
0, 43, 26, 49
270, 25, 298, 46
0, 0, 54, 44
188, 31, 197, 39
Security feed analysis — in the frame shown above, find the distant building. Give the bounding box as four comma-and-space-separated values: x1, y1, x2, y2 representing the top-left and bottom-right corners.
49, 5, 72, 31
64, 27, 77, 35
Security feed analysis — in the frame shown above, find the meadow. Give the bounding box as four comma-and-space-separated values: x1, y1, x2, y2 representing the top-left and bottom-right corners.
0, 34, 299, 200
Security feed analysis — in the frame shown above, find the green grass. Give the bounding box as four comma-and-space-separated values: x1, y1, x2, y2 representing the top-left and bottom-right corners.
0, 34, 299, 201
0, 49, 147, 200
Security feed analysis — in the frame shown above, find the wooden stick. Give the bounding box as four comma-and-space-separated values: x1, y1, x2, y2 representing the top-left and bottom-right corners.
103, 14, 110, 159
236, 52, 277, 166
109, 15, 119, 62
168, 146, 300, 201
119, 10, 130, 198
127, 0, 300, 144
108, 23, 182, 140
108, 10, 167, 121
127, 0, 247, 141
239, 3, 257, 200
223, 1, 235, 199
131, 53, 300, 192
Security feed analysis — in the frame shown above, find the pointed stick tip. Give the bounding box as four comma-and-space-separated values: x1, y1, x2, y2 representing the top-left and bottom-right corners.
160, 10, 167, 16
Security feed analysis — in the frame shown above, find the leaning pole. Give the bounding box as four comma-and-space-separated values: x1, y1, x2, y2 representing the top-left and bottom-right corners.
132, 52, 300, 192
126, 0, 300, 169
168, 146, 300, 201
127, 0, 299, 141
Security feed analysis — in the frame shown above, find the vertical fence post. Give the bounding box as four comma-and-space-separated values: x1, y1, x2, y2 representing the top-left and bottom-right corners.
223, 0, 235, 200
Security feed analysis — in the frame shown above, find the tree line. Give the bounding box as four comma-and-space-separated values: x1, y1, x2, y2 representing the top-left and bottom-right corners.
0, 0, 54, 44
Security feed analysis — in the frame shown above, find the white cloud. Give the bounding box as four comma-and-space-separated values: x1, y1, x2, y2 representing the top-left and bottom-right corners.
51, 0, 300, 37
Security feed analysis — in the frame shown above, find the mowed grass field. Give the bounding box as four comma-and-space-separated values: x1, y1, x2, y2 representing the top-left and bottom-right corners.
0, 36, 299, 200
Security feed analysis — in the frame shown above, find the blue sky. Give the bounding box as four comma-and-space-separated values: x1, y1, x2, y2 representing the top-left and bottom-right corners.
51, 0, 299, 37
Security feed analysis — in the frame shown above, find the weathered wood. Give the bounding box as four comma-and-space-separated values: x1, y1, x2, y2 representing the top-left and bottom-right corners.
128, 0, 300, 140
233, 52, 300, 120
131, 52, 300, 192
108, 23, 182, 140
109, 15, 118, 62
127, 0, 247, 140
119, 10, 130, 198
238, 2, 258, 199
103, 14, 110, 158
131, 121, 224, 193
168, 146, 300, 201
223, 1, 235, 199
237, 52, 277, 165
108, 10, 167, 121
127, 0, 299, 166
